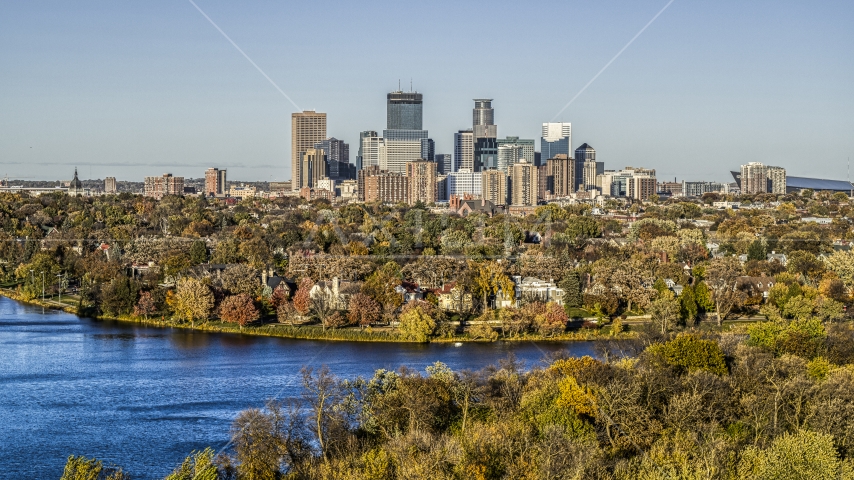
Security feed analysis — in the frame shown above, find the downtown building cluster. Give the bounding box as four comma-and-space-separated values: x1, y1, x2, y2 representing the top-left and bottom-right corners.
288, 91, 664, 211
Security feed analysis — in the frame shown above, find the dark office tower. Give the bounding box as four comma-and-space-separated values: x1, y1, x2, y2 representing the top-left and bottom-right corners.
473, 99, 497, 172
315, 137, 351, 180
435, 154, 452, 174
473, 99, 497, 139
420, 138, 435, 162
574, 143, 595, 191
387, 91, 423, 130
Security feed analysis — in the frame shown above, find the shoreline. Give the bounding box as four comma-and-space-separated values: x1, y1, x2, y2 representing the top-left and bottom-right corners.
0, 288, 634, 344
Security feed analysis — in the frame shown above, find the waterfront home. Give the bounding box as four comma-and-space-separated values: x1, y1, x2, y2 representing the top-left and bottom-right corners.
512, 276, 565, 305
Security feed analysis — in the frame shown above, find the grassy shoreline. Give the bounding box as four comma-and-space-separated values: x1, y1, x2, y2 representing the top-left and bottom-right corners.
0, 287, 635, 343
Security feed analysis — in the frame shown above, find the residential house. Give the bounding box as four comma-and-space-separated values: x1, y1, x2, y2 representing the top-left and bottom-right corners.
433, 282, 473, 313
736, 276, 775, 299
766, 251, 788, 266
513, 276, 565, 305
309, 277, 360, 310
395, 281, 424, 304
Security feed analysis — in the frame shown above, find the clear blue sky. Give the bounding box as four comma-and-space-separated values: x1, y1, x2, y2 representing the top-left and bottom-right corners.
1, 0, 852, 182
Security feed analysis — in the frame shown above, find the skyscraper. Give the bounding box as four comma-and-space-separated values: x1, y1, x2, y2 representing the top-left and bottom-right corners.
315, 137, 351, 180
300, 148, 327, 189
497, 137, 535, 164
582, 160, 604, 191
104, 177, 117, 194
541, 123, 571, 165
435, 154, 453, 174
473, 99, 497, 172
381, 90, 431, 174
205, 168, 227, 196
387, 91, 423, 130
510, 160, 538, 206
497, 144, 523, 173
359, 132, 382, 170
574, 143, 596, 191
482, 169, 508, 205
454, 129, 474, 171
356, 130, 378, 170
740, 162, 768, 194
545, 154, 575, 198
406, 160, 437, 205
291, 111, 327, 191
473, 99, 497, 138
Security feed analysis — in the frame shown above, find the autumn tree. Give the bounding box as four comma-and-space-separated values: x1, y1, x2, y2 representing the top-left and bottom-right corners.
219, 293, 259, 329
348, 292, 382, 328
173, 277, 215, 326
534, 302, 568, 337
134, 291, 156, 319
219, 264, 259, 296
649, 292, 681, 334
292, 277, 314, 316
472, 260, 515, 310
705, 256, 746, 326
398, 304, 436, 342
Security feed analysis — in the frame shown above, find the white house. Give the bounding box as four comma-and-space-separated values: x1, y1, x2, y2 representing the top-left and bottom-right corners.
512, 276, 565, 305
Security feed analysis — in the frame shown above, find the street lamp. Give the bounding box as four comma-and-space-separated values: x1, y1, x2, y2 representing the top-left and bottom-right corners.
41, 271, 45, 302
56, 274, 63, 302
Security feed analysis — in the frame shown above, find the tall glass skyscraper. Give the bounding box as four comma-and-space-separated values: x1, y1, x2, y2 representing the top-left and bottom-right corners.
379, 91, 433, 173
540, 122, 572, 164
387, 91, 423, 130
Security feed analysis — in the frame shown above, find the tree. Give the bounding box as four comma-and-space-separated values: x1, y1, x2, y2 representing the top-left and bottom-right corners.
705, 257, 746, 326
133, 291, 156, 319
558, 271, 583, 309
99, 276, 139, 317
60, 455, 129, 480
469, 312, 499, 341
534, 302, 568, 337
824, 250, 854, 294
189, 240, 208, 265
231, 408, 282, 480
163, 448, 220, 480
292, 277, 314, 316
348, 292, 382, 328
747, 239, 766, 261
301, 366, 345, 458
649, 292, 681, 334
645, 333, 727, 375
737, 430, 843, 480
219, 264, 259, 296
398, 305, 436, 342
362, 261, 403, 311
219, 293, 259, 329
173, 277, 214, 326
310, 286, 337, 330
472, 260, 515, 310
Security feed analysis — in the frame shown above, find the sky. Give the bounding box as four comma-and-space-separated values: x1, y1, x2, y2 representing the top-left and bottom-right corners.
1, 0, 852, 183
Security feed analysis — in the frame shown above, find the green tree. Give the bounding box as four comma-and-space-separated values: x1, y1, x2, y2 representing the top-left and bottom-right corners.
189, 240, 208, 265
645, 333, 727, 375
99, 276, 139, 317
398, 305, 435, 342
738, 430, 844, 480
559, 271, 583, 309
747, 239, 766, 261
163, 448, 220, 480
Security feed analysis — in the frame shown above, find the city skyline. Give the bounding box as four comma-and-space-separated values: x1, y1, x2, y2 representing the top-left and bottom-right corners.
1, 1, 852, 182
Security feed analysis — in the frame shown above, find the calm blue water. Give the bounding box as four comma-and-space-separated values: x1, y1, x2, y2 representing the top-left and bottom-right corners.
0, 296, 598, 479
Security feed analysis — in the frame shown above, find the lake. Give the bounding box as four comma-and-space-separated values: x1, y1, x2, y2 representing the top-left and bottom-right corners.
0, 296, 601, 479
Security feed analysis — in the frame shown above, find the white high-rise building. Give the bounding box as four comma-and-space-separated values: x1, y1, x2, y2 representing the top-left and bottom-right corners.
454, 129, 474, 171
360, 134, 384, 169
542, 122, 572, 143
447, 168, 482, 197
